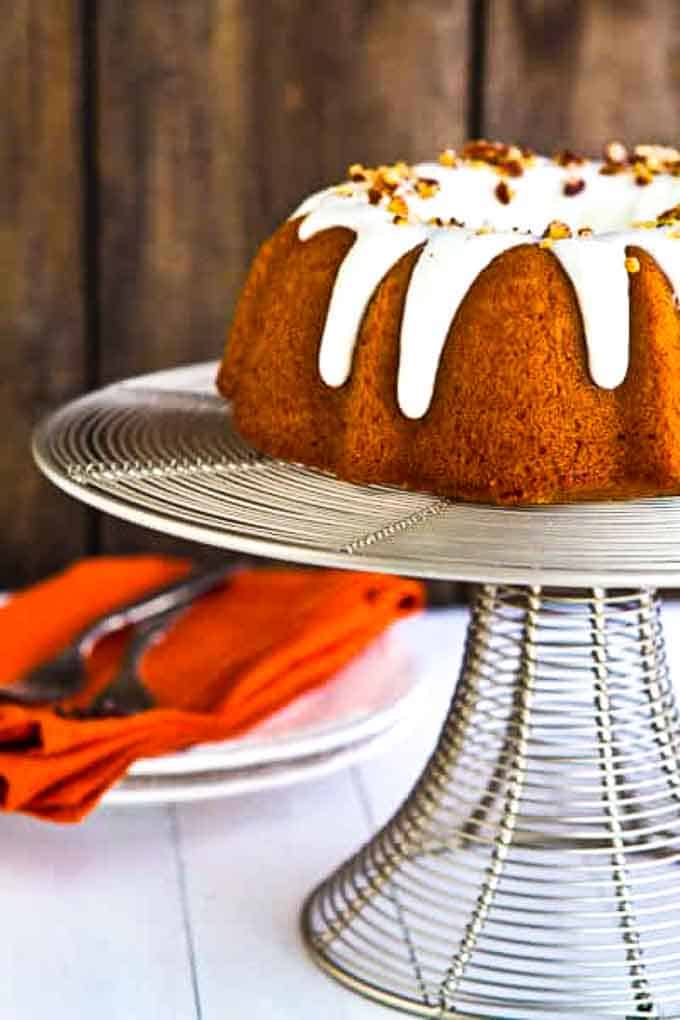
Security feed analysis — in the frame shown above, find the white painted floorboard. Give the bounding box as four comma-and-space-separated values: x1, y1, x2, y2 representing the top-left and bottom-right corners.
1, 806, 197, 1019
175, 775, 393, 1019
4, 605, 679, 1018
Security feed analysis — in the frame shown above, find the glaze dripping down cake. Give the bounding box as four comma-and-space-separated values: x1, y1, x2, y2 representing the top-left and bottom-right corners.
217, 140, 680, 505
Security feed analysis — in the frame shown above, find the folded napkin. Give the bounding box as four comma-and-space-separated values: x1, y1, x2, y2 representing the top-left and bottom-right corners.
0, 557, 424, 822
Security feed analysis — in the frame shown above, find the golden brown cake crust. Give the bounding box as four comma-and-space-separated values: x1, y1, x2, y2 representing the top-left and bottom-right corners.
217, 217, 680, 506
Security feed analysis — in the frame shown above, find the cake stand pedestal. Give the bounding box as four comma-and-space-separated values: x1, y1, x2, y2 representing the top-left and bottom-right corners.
302, 584, 680, 1018
33, 363, 680, 1019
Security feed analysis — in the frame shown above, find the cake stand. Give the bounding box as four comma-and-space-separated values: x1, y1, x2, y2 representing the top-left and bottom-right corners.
34, 362, 680, 1019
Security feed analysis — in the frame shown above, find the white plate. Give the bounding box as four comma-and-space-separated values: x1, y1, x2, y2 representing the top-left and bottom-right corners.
129, 627, 419, 776
0, 592, 431, 807
104, 714, 416, 806
106, 623, 429, 804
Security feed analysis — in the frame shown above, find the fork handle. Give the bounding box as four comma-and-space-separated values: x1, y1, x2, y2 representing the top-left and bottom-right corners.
83, 607, 184, 717
77, 563, 235, 655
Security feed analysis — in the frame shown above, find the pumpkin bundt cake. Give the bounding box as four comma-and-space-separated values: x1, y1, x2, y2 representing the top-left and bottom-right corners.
217, 141, 680, 505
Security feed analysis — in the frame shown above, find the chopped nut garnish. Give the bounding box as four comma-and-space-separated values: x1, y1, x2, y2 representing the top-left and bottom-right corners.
542, 220, 572, 240
657, 204, 680, 226
415, 177, 441, 199
563, 176, 585, 196
539, 238, 554, 249
494, 180, 514, 205
348, 163, 367, 181
392, 215, 409, 226
460, 139, 534, 177
554, 149, 585, 167
387, 195, 409, 218
633, 161, 653, 186
340, 142, 680, 233
500, 160, 524, 177
438, 148, 458, 167
595, 140, 680, 182
603, 140, 628, 165
378, 166, 402, 190
625, 256, 641, 274
577, 227, 594, 237
634, 143, 680, 171
427, 216, 464, 228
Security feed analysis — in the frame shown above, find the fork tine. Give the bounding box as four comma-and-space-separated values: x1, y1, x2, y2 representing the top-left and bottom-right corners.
0, 564, 235, 706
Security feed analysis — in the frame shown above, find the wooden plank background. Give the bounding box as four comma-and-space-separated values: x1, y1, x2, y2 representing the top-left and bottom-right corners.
2, 0, 680, 596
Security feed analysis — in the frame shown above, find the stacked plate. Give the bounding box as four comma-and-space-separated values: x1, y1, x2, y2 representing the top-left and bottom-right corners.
106, 625, 430, 805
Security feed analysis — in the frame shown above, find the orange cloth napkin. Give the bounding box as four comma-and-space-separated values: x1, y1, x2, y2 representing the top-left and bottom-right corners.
0, 557, 424, 822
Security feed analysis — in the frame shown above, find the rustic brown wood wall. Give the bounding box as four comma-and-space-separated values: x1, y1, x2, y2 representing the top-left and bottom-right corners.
2, 0, 680, 595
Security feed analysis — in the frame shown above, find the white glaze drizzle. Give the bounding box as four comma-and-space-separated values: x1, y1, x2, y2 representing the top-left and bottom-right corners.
293, 157, 680, 418
398, 230, 527, 417
299, 207, 427, 387
550, 236, 631, 389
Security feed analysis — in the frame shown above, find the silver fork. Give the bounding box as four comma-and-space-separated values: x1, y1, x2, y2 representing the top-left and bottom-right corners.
60, 605, 184, 718
0, 564, 235, 706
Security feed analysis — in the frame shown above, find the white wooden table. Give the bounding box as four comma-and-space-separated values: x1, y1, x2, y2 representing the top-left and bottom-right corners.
3, 603, 680, 1019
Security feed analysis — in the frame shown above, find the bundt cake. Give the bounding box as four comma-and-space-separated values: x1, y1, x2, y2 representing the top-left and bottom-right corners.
217, 140, 680, 505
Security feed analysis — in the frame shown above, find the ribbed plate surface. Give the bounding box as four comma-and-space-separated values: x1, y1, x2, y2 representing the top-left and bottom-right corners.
32, 361, 680, 585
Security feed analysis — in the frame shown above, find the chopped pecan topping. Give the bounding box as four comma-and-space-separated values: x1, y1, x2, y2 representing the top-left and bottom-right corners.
367, 187, 382, 205
563, 176, 585, 196
376, 168, 401, 191
657, 204, 680, 226
554, 149, 585, 167
633, 161, 653, 186
603, 140, 628, 165
539, 238, 554, 249
634, 143, 680, 171
348, 163, 367, 181
415, 177, 441, 199
494, 180, 514, 204
427, 215, 465, 228
438, 148, 459, 167
387, 195, 409, 218
460, 139, 534, 176
598, 140, 680, 181
542, 220, 572, 240
499, 160, 524, 177
599, 163, 624, 176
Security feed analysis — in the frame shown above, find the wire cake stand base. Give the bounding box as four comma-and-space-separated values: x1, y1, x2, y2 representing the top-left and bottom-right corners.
302, 585, 680, 1018
33, 363, 680, 1018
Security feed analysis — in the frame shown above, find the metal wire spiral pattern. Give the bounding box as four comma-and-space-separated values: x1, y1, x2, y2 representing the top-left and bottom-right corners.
31, 361, 680, 586
32, 364, 680, 1015
301, 585, 680, 1018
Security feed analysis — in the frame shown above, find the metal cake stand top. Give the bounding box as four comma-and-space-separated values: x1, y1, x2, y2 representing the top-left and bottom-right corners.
32, 361, 680, 587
